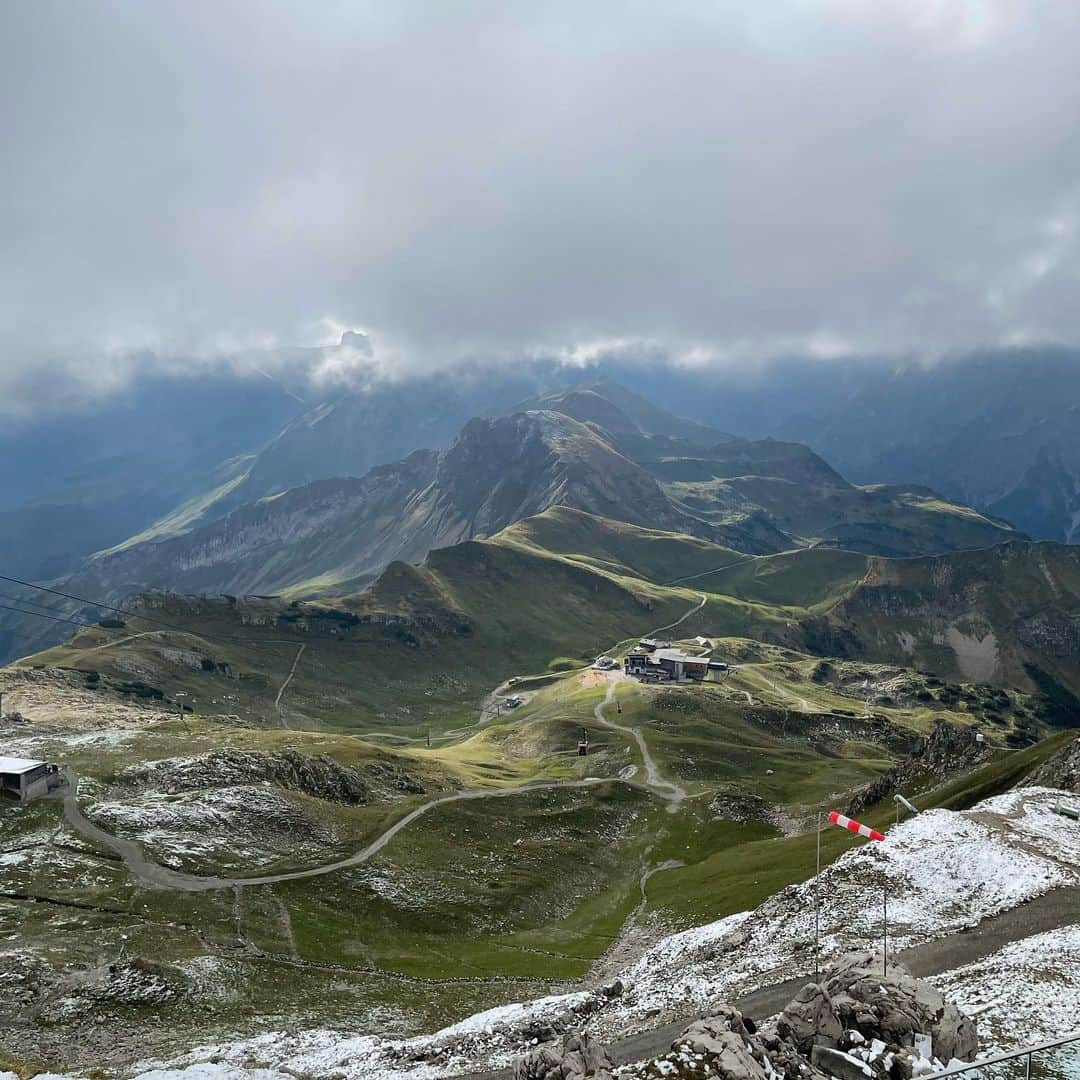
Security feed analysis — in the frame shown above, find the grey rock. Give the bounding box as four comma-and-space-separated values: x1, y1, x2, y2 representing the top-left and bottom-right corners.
828, 952, 977, 1062
1029, 734, 1080, 792
779, 952, 977, 1062
847, 721, 990, 816
776, 981, 844, 1052
514, 1034, 614, 1079
761, 1032, 829, 1080
118, 748, 425, 804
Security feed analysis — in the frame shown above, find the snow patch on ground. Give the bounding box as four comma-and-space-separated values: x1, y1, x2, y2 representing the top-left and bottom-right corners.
1, 728, 146, 757
85, 786, 337, 871
95, 1070, 287, 1080
975, 786, 1080, 866
436, 991, 593, 1040
934, 924, 1080, 1055
0, 841, 119, 890
132, 990, 601, 1080
590, 805, 1072, 1044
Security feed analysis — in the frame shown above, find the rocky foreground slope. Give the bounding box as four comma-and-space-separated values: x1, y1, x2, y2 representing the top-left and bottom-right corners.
98, 780, 1079, 1080
517, 952, 976, 1080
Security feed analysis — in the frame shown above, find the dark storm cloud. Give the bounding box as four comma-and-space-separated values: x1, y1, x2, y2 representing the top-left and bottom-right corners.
2, 0, 1079, 409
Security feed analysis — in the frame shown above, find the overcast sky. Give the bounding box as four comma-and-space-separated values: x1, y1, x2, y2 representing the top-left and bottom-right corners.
2, 0, 1079, 411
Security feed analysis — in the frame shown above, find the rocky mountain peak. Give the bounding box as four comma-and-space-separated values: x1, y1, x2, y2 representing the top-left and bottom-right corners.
339, 330, 374, 354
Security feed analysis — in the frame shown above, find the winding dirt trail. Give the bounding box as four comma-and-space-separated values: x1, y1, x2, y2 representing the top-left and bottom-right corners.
587, 591, 706, 809
662, 559, 755, 587
566, 591, 707, 809
647, 592, 708, 637
592, 680, 686, 808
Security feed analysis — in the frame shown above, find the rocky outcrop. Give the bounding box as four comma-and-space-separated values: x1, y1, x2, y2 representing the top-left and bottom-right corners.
707, 790, 804, 836
630, 1003, 819, 1080
615, 953, 976, 1080
514, 1034, 614, 1079
118, 748, 426, 804
1028, 734, 1080, 791
847, 721, 990, 816
778, 952, 977, 1064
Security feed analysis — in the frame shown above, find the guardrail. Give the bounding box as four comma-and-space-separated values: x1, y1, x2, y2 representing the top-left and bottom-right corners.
931, 1031, 1080, 1080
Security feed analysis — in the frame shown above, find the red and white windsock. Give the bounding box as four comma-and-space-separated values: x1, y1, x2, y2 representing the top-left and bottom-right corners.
828, 810, 886, 842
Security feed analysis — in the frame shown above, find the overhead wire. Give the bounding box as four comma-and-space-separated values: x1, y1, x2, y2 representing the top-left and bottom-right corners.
0, 572, 187, 633
0, 572, 309, 652
0, 601, 100, 628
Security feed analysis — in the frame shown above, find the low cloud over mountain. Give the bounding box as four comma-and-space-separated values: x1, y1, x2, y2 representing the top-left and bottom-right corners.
3, 1, 1080, 413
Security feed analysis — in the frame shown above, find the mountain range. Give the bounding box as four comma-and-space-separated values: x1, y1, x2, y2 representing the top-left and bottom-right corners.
0, 382, 1020, 663
3, 347, 1078, 599
635, 348, 1080, 544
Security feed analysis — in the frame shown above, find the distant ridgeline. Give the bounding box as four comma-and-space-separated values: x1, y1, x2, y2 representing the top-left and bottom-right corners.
0, 381, 1021, 665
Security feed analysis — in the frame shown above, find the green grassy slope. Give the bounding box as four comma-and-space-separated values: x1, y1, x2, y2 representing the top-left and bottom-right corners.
645, 728, 1075, 925
494, 506, 750, 583
692, 547, 869, 609
23, 512, 1080, 737
23, 523, 700, 734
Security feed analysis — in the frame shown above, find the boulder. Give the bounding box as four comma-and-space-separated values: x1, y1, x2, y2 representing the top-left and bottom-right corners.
811, 1045, 875, 1080
672, 1006, 767, 1080
827, 952, 977, 1062
761, 1032, 830, 1080
776, 981, 844, 1052
514, 1034, 614, 1079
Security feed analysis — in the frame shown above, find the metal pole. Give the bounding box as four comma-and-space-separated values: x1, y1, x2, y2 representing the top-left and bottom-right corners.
883, 878, 888, 976
815, 811, 822, 982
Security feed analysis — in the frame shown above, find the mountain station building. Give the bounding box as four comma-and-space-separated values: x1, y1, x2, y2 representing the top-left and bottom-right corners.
624, 649, 728, 683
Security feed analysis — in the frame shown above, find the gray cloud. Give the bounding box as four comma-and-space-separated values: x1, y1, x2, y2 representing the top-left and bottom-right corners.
2, 0, 1080, 410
